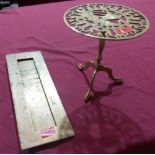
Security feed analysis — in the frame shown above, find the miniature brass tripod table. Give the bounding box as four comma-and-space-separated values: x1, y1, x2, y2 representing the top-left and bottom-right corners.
64, 3, 149, 101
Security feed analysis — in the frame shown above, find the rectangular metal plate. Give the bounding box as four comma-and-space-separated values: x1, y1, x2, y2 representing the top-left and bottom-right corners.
6, 51, 75, 150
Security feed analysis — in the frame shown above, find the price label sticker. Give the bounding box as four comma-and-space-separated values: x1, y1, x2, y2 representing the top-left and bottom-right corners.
115, 26, 134, 34
40, 127, 57, 138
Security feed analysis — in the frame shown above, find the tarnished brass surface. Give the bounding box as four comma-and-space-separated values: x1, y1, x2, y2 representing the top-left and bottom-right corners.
78, 39, 123, 102
64, 3, 149, 40
6, 51, 75, 149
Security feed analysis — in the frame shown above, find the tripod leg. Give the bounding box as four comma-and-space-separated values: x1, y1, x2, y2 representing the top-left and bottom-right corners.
98, 65, 123, 85
85, 70, 97, 102
78, 60, 95, 72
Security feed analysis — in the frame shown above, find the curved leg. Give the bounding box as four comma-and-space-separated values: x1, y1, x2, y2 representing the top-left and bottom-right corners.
78, 39, 123, 102
78, 60, 96, 72
98, 65, 123, 85
85, 70, 97, 102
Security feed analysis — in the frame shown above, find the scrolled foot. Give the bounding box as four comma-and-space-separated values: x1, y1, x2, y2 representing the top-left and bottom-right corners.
78, 63, 84, 72
114, 78, 123, 85
84, 90, 94, 102
78, 61, 96, 72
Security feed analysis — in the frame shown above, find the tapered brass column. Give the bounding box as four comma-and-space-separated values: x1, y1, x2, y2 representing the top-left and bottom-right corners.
78, 39, 123, 102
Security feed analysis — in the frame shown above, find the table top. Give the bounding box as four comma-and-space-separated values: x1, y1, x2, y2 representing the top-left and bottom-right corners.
64, 3, 149, 40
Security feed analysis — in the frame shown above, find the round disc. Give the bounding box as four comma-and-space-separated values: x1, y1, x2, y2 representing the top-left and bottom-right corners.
64, 3, 149, 40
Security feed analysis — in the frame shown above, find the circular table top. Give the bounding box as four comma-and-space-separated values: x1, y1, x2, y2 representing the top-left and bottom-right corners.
64, 3, 149, 40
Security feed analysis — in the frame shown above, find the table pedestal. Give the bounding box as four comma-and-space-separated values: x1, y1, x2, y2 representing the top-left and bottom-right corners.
78, 39, 123, 102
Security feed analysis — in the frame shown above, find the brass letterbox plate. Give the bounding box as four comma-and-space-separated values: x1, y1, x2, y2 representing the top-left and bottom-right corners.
6, 51, 75, 150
